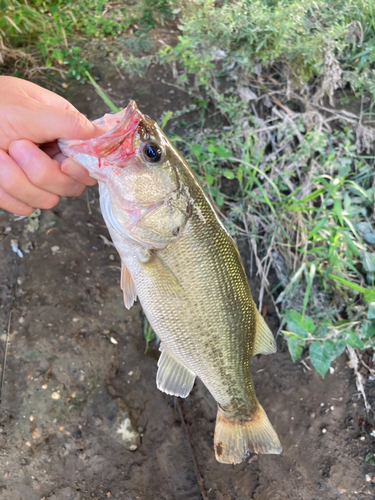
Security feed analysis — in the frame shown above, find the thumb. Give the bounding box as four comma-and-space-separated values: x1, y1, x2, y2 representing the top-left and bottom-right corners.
38, 104, 102, 142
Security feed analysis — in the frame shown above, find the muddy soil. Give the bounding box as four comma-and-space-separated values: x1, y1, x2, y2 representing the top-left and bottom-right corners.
0, 60, 375, 500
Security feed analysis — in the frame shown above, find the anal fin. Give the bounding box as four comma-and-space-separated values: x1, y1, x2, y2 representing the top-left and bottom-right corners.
121, 262, 137, 309
157, 344, 196, 398
252, 311, 277, 356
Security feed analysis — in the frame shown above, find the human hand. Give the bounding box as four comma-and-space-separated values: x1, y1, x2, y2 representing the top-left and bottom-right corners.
0, 76, 100, 215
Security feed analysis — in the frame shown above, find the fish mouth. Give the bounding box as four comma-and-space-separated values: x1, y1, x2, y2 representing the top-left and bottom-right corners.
58, 101, 143, 171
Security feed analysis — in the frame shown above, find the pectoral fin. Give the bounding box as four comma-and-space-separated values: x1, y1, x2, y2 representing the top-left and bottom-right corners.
121, 262, 137, 309
139, 252, 183, 299
252, 311, 277, 356
157, 343, 196, 398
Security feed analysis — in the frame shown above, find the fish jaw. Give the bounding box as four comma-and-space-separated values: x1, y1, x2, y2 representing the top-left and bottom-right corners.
58, 101, 142, 182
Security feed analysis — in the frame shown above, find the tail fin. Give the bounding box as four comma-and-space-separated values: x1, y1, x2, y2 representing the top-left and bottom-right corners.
214, 404, 282, 464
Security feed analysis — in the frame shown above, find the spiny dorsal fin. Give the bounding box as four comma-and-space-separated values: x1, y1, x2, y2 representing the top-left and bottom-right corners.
121, 262, 137, 309
157, 343, 196, 398
252, 311, 277, 356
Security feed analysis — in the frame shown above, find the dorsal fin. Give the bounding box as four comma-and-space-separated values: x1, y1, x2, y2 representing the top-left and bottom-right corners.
252, 311, 277, 356
157, 343, 196, 398
121, 262, 137, 309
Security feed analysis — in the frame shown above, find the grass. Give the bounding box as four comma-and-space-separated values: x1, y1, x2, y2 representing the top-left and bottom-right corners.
2, 0, 375, 377
151, 0, 375, 377
0, 0, 177, 80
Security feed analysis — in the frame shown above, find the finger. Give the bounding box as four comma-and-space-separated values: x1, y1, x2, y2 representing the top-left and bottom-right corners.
60, 158, 98, 187
0, 98, 101, 150
0, 185, 34, 216
0, 148, 60, 209
1, 76, 78, 112
41, 142, 97, 187
9, 140, 88, 197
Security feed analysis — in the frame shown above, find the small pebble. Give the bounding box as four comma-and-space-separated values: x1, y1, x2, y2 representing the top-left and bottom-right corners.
29, 416, 34, 422
366, 474, 372, 482
59, 426, 64, 431
25, 441, 31, 447
32, 428, 40, 439
51, 245, 60, 254
322, 428, 327, 434
320, 403, 325, 407
71, 392, 76, 398
330, 406, 334, 411
41, 384, 48, 390
110, 337, 118, 345
51, 392, 61, 400
128, 371, 133, 376
360, 436, 365, 441
18, 317, 25, 324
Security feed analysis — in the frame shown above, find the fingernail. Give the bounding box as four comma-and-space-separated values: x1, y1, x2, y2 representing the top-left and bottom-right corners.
9, 140, 33, 167
61, 159, 86, 179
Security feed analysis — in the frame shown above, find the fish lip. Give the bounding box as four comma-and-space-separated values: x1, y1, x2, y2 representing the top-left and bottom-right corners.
58, 101, 142, 170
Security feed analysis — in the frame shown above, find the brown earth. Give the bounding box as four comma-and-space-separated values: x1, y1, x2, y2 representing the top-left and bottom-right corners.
0, 59, 375, 500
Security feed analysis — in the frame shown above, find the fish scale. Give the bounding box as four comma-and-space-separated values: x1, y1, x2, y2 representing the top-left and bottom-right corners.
58, 100, 282, 464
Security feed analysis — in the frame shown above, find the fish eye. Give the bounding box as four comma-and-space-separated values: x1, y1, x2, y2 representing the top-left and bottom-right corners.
142, 142, 162, 163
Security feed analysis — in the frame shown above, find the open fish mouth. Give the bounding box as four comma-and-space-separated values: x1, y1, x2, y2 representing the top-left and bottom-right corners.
58, 101, 143, 173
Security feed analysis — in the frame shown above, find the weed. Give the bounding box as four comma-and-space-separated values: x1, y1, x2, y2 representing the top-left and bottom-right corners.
154, 0, 375, 376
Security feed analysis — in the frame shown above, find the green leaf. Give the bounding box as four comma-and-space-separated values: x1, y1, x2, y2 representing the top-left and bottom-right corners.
191, 144, 203, 158
161, 111, 173, 130
205, 175, 214, 186
216, 194, 224, 207
309, 342, 331, 378
223, 169, 235, 180
361, 321, 375, 339
365, 234, 375, 244
85, 71, 120, 113
285, 310, 315, 338
364, 288, 375, 303
329, 274, 366, 294
323, 339, 346, 360
314, 321, 329, 338
333, 197, 343, 226
287, 337, 303, 362
309, 340, 345, 378
308, 217, 328, 239
368, 302, 375, 319
345, 332, 364, 349
361, 252, 375, 273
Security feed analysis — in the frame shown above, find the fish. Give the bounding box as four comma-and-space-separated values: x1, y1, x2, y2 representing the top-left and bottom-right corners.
58, 101, 282, 464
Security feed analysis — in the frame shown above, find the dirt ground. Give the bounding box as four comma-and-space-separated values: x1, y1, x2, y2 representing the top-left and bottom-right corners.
1, 59, 375, 500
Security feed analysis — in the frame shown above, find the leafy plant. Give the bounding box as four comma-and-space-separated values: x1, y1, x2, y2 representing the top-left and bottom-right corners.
154, 0, 375, 375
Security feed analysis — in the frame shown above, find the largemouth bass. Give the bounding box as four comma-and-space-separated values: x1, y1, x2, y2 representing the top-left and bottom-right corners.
59, 102, 282, 464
